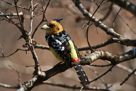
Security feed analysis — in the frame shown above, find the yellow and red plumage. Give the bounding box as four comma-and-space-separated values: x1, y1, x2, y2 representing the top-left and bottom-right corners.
41, 18, 89, 86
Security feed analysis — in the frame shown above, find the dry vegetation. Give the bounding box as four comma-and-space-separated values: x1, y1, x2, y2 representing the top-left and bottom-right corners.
0, 0, 136, 91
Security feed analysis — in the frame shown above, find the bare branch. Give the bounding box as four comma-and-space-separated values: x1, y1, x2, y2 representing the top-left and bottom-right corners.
100, 3, 113, 21
0, 12, 23, 16
90, 65, 114, 83
90, 64, 112, 67
32, 0, 51, 38
120, 69, 136, 85
32, 43, 50, 50
79, 38, 136, 51
17, 61, 112, 91
29, 0, 34, 35
31, 37, 136, 52
1, 0, 29, 10
116, 64, 136, 76
112, 8, 122, 28
109, 0, 136, 16
14, 0, 24, 29
87, 66, 108, 88
0, 11, 23, 31
0, 83, 19, 89
1, 1, 136, 91
81, 47, 136, 65
17, 78, 111, 91
86, 23, 94, 52
17, 62, 70, 90
72, 0, 122, 38
17, 47, 136, 90
118, 14, 136, 34
85, 0, 105, 53
0, 48, 28, 58
1, 1, 41, 77
42, 81, 111, 91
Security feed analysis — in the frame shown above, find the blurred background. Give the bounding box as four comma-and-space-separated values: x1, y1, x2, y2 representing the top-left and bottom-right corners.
0, 0, 136, 91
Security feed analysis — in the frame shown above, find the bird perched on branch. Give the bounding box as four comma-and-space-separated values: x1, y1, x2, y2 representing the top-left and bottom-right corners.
41, 18, 89, 86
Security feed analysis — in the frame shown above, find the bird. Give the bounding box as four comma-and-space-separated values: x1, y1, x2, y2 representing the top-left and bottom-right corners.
41, 18, 90, 86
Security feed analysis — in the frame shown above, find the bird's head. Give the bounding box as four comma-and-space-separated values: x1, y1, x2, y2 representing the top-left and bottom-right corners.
41, 18, 63, 35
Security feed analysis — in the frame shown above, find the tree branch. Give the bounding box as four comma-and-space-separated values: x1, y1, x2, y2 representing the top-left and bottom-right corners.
42, 81, 111, 91
1, 1, 136, 91
32, 37, 136, 52
0, 83, 19, 89
1, 0, 29, 10
72, 0, 122, 38
109, 0, 136, 16
0, 12, 23, 16
81, 47, 136, 65
31, 0, 51, 38
29, 0, 34, 35
116, 64, 136, 76
17, 47, 136, 90
120, 69, 136, 85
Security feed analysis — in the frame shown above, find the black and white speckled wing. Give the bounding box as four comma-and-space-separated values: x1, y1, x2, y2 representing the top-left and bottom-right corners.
46, 30, 71, 62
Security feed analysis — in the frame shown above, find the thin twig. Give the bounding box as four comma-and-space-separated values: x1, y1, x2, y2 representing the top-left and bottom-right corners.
32, 36, 136, 52
87, 66, 108, 88
0, 49, 28, 58
0, 11, 23, 32
109, 0, 136, 16
29, 0, 34, 35
85, 0, 105, 53
14, 0, 24, 29
42, 81, 111, 91
1, 0, 29, 10
116, 64, 136, 76
118, 15, 136, 34
72, 0, 122, 38
33, 44, 50, 50
90, 64, 112, 67
32, 0, 51, 38
100, 3, 113, 21
32, 20, 44, 38
90, 65, 114, 83
17, 48, 136, 90
78, 38, 136, 51
0, 83, 19, 89
86, 23, 94, 52
112, 7, 122, 28
120, 69, 136, 85
0, 12, 23, 16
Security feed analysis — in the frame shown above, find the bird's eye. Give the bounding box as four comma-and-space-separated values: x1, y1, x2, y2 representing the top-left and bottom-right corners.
48, 24, 55, 28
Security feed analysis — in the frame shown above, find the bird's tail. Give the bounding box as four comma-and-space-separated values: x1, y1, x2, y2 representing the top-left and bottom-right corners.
72, 62, 90, 86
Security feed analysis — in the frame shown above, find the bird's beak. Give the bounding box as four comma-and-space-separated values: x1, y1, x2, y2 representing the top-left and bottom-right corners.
41, 24, 50, 30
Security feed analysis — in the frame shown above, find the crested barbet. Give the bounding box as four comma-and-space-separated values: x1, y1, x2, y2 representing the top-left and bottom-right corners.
41, 18, 90, 86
